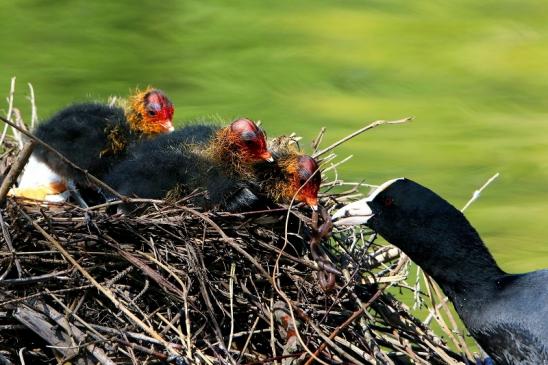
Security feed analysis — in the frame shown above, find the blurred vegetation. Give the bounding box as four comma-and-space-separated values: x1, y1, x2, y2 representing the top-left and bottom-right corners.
0, 1, 547, 273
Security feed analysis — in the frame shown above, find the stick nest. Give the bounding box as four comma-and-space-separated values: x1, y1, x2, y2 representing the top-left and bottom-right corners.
0, 133, 475, 365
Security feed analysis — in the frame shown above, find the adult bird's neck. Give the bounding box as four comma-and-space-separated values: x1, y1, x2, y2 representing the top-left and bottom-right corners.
405, 227, 506, 313
382, 211, 507, 314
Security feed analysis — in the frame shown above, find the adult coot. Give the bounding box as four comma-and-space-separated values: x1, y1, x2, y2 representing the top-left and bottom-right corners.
333, 178, 548, 365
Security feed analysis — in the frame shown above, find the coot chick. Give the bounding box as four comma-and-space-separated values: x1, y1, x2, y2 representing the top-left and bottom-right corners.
105, 118, 273, 211
253, 136, 321, 210
33, 88, 174, 186
333, 178, 548, 364
168, 117, 273, 169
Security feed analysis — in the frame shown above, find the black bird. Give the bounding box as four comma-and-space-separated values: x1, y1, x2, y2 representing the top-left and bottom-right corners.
253, 136, 321, 210
105, 118, 273, 211
333, 178, 548, 364
33, 88, 174, 186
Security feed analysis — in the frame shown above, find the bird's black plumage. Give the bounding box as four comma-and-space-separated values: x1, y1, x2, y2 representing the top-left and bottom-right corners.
165, 124, 217, 145
334, 178, 548, 364
105, 126, 260, 211
31, 88, 174, 193
33, 103, 137, 185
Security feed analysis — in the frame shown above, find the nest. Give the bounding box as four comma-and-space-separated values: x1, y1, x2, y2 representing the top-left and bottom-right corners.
0, 111, 480, 364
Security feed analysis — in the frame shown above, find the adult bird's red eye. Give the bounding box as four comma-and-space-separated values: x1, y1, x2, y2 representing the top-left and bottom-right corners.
383, 197, 394, 206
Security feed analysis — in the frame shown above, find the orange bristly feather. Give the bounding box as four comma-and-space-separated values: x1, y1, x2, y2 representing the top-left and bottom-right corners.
125, 87, 166, 135
100, 125, 128, 157
271, 154, 302, 202
204, 127, 256, 178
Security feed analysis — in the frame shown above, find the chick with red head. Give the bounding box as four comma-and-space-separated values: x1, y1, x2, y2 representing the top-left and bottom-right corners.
254, 136, 321, 210
10, 88, 174, 202
125, 88, 174, 135
104, 117, 273, 211
206, 118, 273, 176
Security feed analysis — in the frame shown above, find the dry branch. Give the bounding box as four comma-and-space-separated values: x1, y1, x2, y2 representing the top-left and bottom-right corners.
0, 140, 35, 202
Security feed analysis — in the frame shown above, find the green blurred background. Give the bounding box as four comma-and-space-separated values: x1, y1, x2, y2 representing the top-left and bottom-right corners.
0, 0, 547, 274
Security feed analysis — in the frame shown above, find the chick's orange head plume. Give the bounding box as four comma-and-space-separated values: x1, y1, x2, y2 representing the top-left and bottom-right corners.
293, 155, 321, 210
127, 88, 174, 135
229, 118, 272, 162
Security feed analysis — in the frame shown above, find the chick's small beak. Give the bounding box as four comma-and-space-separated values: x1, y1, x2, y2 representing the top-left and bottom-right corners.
305, 197, 319, 211
261, 151, 274, 162
332, 199, 373, 226
162, 120, 174, 133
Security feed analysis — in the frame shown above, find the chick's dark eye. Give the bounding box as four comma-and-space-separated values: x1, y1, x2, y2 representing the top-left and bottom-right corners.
146, 102, 161, 116
299, 177, 309, 185
241, 131, 256, 143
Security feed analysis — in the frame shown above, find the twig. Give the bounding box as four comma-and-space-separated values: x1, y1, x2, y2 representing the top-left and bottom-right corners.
428, 277, 473, 360
237, 316, 260, 363
0, 211, 22, 278
269, 297, 278, 365
311, 127, 326, 152
0, 77, 16, 147
312, 117, 412, 158
321, 155, 353, 174
18, 347, 25, 365
89, 324, 184, 348
0, 140, 35, 202
27, 83, 38, 129
12, 109, 27, 149
0, 269, 71, 286
112, 338, 170, 361
461, 172, 500, 212
227, 263, 236, 352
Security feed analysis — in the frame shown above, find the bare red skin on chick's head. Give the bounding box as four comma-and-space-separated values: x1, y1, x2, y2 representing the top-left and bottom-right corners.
291, 155, 321, 210
145, 90, 174, 132
228, 118, 273, 163
127, 88, 175, 135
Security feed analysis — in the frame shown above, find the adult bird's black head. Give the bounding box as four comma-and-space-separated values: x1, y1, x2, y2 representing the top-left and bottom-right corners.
333, 178, 502, 290
333, 178, 548, 364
